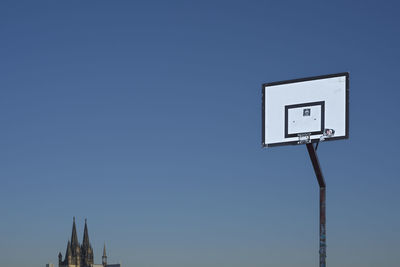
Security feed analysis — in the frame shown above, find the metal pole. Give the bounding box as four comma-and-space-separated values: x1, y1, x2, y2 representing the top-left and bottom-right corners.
306, 143, 326, 267
319, 187, 326, 267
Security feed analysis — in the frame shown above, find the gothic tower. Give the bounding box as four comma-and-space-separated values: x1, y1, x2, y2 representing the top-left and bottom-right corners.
59, 217, 94, 267
70, 217, 81, 266
81, 219, 94, 267
102, 243, 107, 267
58, 218, 120, 267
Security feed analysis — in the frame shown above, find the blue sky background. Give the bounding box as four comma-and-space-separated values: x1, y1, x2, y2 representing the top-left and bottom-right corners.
1, 1, 400, 266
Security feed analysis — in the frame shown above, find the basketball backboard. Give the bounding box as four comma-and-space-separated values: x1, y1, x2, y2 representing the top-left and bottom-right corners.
262, 73, 349, 147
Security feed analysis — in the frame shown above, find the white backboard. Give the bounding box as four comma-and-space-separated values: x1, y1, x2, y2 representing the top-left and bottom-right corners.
262, 73, 349, 147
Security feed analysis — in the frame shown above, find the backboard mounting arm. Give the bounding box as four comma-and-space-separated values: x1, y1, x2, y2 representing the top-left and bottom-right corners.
315, 140, 320, 151
306, 143, 326, 267
306, 143, 325, 187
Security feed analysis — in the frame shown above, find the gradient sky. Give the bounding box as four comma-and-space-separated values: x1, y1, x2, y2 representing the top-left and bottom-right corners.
1, 1, 400, 267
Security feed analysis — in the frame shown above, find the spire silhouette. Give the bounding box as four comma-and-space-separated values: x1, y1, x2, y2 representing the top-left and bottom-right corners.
80, 218, 94, 267
59, 218, 116, 267
102, 242, 107, 266
70, 217, 79, 251
82, 218, 90, 248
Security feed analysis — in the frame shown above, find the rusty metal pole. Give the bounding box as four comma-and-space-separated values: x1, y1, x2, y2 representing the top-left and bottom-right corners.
306, 143, 326, 267
319, 186, 326, 267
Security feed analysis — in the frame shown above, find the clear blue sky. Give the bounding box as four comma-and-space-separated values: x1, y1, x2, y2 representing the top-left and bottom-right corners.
1, 1, 399, 267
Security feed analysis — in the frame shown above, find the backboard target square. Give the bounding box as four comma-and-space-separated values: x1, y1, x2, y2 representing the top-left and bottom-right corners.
262, 73, 349, 147
285, 101, 325, 138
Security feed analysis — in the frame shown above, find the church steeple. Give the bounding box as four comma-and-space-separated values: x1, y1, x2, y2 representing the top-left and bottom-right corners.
70, 217, 79, 250
59, 218, 118, 267
82, 219, 90, 248
81, 218, 94, 267
102, 243, 107, 266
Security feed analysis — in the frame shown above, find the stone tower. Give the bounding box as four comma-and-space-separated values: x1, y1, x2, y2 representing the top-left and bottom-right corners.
81, 219, 94, 267
58, 218, 94, 267
102, 243, 107, 267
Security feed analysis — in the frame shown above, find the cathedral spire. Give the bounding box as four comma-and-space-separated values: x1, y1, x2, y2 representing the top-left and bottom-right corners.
102, 242, 107, 266
70, 217, 80, 251
82, 218, 90, 248
81, 218, 94, 267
